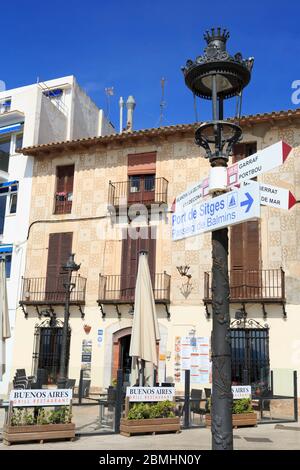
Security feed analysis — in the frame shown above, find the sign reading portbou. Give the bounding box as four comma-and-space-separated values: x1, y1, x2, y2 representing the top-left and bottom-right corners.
232, 385, 251, 399
126, 387, 175, 402
9, 389, 73, 407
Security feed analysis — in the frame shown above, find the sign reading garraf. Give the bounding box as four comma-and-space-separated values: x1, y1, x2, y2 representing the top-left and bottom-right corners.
126, 387, 175, 402
9, 389, 73, 407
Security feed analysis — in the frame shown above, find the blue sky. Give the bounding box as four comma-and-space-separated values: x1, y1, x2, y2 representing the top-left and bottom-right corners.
2, 0, 299, 131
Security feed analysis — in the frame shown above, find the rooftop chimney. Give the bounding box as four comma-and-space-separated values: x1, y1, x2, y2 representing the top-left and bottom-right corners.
126, 95, 136, 132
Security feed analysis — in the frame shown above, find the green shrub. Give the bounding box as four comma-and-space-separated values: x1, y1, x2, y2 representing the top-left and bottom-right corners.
206, 397, 253, 414
127, 401, 175, 420
11, 406, 72, 426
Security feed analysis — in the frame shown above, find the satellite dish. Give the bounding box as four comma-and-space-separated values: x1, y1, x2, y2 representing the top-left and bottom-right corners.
0, 80, 6, 92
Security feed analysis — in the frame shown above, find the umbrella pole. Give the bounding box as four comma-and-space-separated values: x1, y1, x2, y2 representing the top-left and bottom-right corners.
139, 359, 145, 386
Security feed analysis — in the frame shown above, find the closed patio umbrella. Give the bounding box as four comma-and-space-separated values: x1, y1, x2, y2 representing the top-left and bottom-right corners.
0, 258, 10, 380
129, 251, 160, 386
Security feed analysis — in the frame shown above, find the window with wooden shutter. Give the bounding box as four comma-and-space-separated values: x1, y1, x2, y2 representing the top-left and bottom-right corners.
45, 232, 73, 301
120, 227, 156, 301
54, 165, 74, 214
230, 143, 261, 299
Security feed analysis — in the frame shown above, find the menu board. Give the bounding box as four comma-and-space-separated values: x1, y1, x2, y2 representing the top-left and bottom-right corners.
81, 339, 92, 378
174, 336, 210, 384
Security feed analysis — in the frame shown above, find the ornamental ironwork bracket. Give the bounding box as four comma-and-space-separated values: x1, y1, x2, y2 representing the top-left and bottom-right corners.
20, 303, 28, 319
262, 303, 267, 319
163, 303, 170, 319
282, 302, 287, 319
97, 302, 106, 318
204, 302, 211, 318
115, 305, 121, 319
78, 305, 85, 319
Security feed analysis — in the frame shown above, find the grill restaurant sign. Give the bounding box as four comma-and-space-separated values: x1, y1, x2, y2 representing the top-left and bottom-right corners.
232, 385, 252, 399
126, 387, 175, 402
9, 389, 73, 407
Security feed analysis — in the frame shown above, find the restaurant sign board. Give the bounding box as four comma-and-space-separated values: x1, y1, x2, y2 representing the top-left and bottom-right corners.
126, 387, 175, 402
9, 389, 73, 407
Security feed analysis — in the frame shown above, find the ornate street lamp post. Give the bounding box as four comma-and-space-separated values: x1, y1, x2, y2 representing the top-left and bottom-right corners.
57, 253, 80, 389
182, 28, 253, 450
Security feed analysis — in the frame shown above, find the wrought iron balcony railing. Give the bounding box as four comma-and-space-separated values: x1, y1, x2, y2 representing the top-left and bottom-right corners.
20, 275, 87, 305
54, 192, 73, 214
98, 272, 171, 304
204, 268, 285, 303
108, 177, 168, 207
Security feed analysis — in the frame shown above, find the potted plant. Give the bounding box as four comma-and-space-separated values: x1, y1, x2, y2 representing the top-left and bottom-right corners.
120, 400, 180, 437
3, 406, 75, 446
205, 398, 257, 428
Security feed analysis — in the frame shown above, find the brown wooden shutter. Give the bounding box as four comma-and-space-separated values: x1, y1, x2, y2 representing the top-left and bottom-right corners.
46, 232, 73, 300
56, 165, 74, 193
120, 227, 156, 299
128, 152, 156, 175
230, 142, 260, 298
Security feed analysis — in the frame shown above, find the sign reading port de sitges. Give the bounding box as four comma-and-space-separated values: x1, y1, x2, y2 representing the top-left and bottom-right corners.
126, 387, 175, 402
172, 181, 260, 241
9, 389, 73, 407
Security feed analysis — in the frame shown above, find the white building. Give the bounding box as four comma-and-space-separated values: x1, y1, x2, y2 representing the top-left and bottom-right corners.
0, 76, 114, 395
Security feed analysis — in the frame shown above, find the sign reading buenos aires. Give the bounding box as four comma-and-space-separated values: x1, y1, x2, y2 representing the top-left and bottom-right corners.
9, 389, 73, 407
126, 387, 175, 402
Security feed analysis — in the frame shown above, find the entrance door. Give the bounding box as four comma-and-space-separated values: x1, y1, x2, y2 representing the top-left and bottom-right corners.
231, 327, 270, 394
119, 334, 132, 385
33, 323, 71, 384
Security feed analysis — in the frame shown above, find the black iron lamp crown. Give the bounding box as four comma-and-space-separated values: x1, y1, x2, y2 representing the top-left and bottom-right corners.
182, 27, 254, 163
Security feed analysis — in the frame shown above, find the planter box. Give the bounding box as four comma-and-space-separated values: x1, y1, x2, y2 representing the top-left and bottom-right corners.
205, 413, 257, 428
120, 417, 180, 437
3, 423, 75, 446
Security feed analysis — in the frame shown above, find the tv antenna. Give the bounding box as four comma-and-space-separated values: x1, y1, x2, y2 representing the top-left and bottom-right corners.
105, 86, 114, 120
159, 77, 166, 127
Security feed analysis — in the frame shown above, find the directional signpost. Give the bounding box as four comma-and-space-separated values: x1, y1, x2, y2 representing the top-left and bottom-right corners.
227, 140, 292, 186
242, 181, 297, 210
172, 181, 260, 241
172, 140, 296, 242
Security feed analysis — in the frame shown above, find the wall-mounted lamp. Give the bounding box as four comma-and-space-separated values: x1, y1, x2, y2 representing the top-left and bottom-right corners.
177, 266, 193, 298
177, 265, 192, 279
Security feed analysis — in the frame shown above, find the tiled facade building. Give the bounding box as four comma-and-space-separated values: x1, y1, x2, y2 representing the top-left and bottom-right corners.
10, 108, 300, 401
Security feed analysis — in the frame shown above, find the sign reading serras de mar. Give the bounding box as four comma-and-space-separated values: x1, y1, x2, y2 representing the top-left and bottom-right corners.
172, 181, 260, 241
232, 385, 252, 399
126, 387, 175, 402
9, 389, 73, 407
227, 140, 292, 186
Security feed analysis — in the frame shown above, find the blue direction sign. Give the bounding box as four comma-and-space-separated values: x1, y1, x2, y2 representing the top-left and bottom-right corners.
172, 181, 260, 241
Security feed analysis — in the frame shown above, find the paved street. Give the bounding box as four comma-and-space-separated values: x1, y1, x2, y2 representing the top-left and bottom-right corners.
0, 423, 299, 450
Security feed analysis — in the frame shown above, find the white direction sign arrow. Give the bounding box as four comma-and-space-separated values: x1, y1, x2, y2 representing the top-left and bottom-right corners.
242, 181, 296, 210
227, 140, 292, 186
172, 181, 260, 240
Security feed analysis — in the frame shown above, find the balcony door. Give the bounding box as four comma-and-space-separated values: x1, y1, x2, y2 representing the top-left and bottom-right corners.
45, 232, 73, 301
230, 143, 261, 299
120, 227, 156, 301
55, 165, 74, 214
127, 152, 156, 205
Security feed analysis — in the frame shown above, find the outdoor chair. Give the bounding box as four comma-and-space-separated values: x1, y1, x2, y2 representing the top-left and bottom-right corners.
204, 388, 211, 399
190, 389, 206, 423
65, 379, 76, 390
